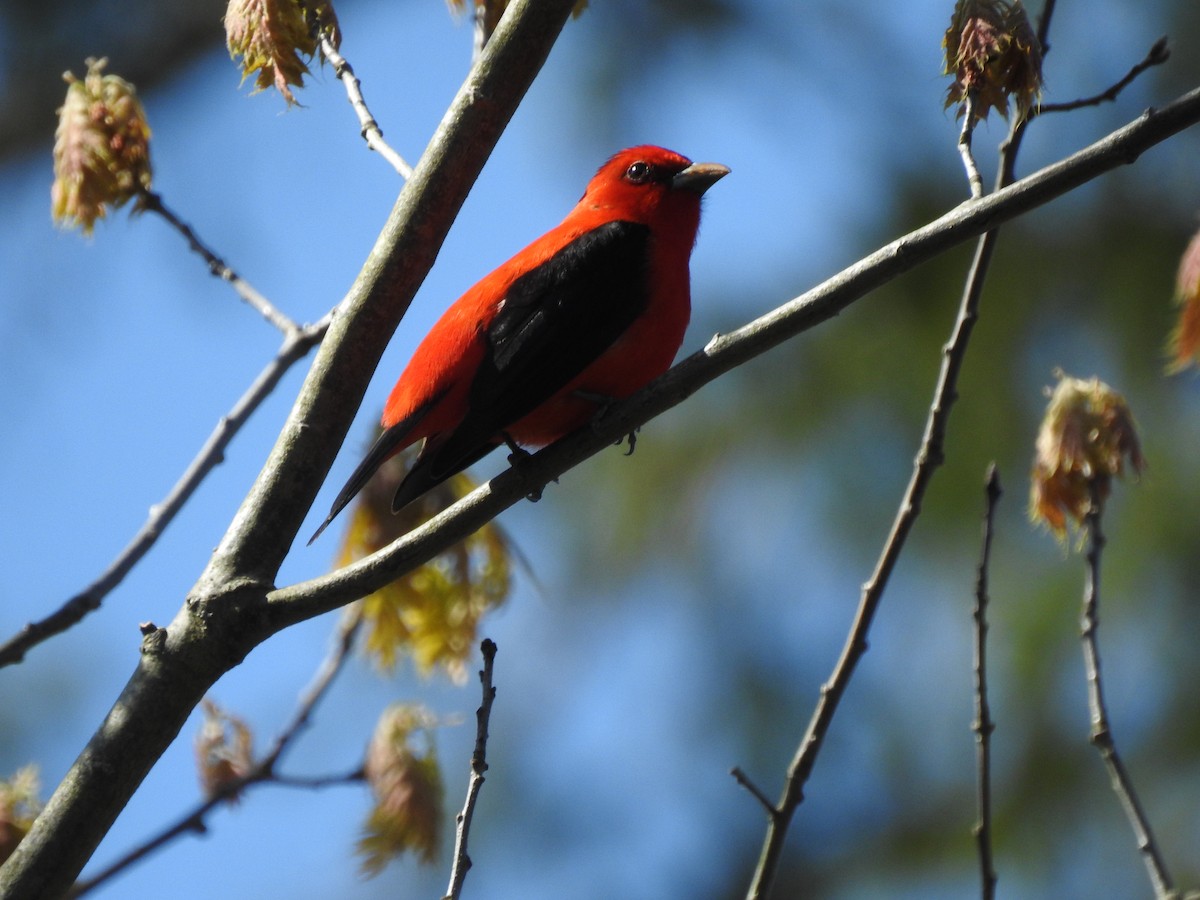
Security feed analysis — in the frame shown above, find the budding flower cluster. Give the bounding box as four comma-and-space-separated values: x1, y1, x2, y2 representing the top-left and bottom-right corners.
0, 766, 41, 866
358, 704, 443, 874
943, 0, 1043, 122
51, 58, 152, 235
1168, 226, 1200, 372
195, 699, 255, 800
1030, 374, 1144, 539
224, 0, 341, 105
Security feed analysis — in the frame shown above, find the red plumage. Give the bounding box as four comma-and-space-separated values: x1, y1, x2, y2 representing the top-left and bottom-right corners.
309, 145, 728, 544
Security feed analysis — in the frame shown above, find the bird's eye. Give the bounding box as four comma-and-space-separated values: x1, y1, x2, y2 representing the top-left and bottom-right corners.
625, 161, 652, 183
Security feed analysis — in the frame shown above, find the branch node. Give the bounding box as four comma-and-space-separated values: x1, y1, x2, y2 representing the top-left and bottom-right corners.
730, 767, 778, 819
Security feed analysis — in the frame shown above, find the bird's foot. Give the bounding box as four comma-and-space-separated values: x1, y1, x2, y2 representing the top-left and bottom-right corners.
503, 432, 531, 464
574, 390, 639, 456
617, 428, 639, 456
501, 432, 546, 502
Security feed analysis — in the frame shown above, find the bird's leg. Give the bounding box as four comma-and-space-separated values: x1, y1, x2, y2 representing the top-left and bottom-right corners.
501, 432, 544, 502
502, 432, 530, 463
574, 390, 639, 455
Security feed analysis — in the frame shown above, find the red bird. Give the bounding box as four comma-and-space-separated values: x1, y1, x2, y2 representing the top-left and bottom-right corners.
310, 145, 728, 544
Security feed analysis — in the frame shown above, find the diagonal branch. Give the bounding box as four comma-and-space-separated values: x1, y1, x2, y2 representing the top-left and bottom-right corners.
443, 638, 498, 900
973, 465, 1002, 900
1037, 37, 1170, 116
0, 314, 331, 669
66, 611, 364, 898
137, 189, 301, 336
319, 34, 415, 179
1080, 488, 1175, 898
0, 3, 583, 896
265, 81, 1200, 631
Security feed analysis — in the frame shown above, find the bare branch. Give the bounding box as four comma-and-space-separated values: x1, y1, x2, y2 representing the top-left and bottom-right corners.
741, 19, 1059, 886
319, 34, 415, 179
1037, 37, 1170, 116
1080, 487, 1176, 899
0, 315, 331, 669
137, 189, 301, 335
261, 607, 364, 772
730, 767, 779, 819
0, 3, 582, 893
973, 465, 1001, 900
68, 611, 363, 898
443, 638, 498, 900
958, 95, 985, 199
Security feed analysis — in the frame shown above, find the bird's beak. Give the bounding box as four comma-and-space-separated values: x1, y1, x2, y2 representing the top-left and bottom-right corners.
672, 162, 730, 195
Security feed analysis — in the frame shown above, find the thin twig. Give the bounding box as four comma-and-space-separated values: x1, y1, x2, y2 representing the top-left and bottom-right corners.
137, 189, 301, 335
67, 612, 364, 898
292, 0, 413, 178
972, 465, 1001, 900
1037, 37, 1170, 117
271, 768, 364, 790
741, 97, 1022, 900
319, 35, 415, 179
730, 767, 778, 818
444, 639, 499, 900
741, 11, 1065, 893
0, 314, 331, 669
958, 94, 986, 199
1080, 486, 1176, 899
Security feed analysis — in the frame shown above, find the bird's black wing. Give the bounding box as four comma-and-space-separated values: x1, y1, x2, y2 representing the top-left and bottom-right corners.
420, 219, 652, 482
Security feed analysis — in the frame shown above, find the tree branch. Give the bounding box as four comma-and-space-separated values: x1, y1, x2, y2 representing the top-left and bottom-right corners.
67, 611, 363, 898
443, 638, 498, 900
1080, 487, 1175, 899
741, 12, 1060, 889
0, 315, 331, 669
138, 189, 301, 336
0, 2, 580, 896
1036, 37, 1170, 117
265, 83, 1200, 631
957, 94, 985, 199
319, 34, 415, 179
973, 465, 1001, 900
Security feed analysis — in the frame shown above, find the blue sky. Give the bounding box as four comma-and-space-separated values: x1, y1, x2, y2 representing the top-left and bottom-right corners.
1, 0, 1196, 897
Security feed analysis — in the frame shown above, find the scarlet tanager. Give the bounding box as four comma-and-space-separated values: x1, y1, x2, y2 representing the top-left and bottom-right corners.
309, 145, 728, 544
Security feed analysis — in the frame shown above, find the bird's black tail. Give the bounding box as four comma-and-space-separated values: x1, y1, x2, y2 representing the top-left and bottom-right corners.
388, 440, 497, 515
307, 417, 420, 546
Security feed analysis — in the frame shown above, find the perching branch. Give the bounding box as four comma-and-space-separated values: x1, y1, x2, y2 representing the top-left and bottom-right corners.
972, 465, 1001, 900
0, 314, 331, 669
263, 81, 1200, 631
67, 611, 364, 898
443, 638, 498, 900
1080, 487, 1176, 899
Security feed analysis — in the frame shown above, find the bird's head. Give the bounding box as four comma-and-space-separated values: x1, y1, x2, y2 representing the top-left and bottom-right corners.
577, 145, 729, 233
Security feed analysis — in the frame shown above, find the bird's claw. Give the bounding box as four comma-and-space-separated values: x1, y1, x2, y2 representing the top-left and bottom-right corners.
503, 432, 531, 465
501, 432, 550, 502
